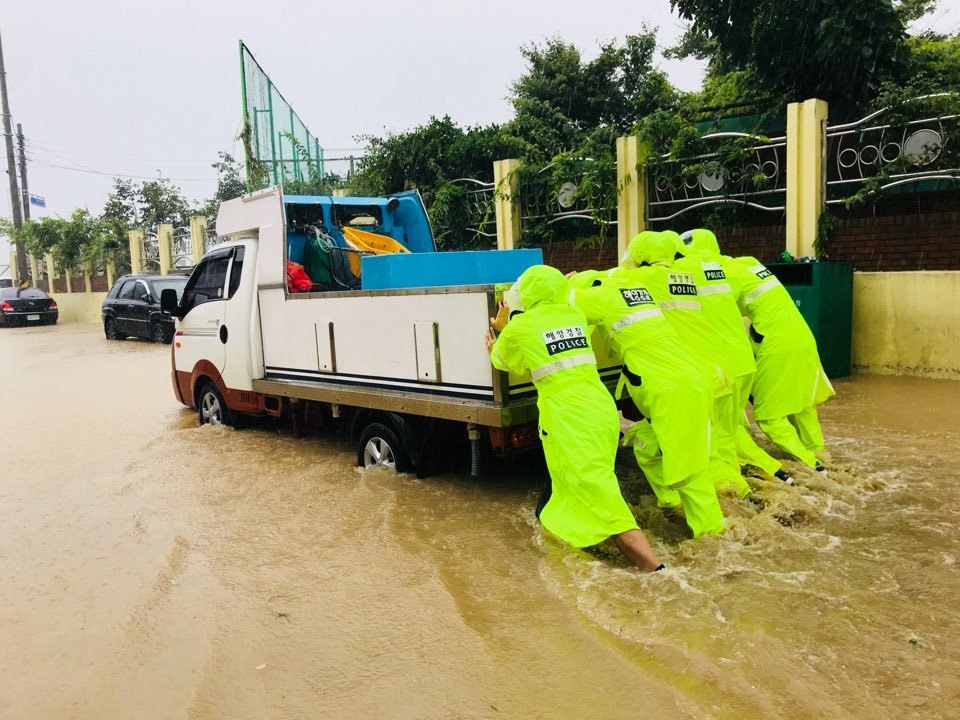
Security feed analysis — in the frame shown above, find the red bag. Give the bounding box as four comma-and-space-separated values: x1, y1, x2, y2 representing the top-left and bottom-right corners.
286, 261, 313, 293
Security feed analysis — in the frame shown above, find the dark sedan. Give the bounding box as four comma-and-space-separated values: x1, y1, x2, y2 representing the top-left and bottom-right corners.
0, 287, 58, 326
102, 274, 188, 343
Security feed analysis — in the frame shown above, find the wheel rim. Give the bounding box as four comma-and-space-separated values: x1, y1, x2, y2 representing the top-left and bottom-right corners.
106, 319, 115, 338
363, 437, 396, 469
201, 391, 223, 425
153, 325, 165, 342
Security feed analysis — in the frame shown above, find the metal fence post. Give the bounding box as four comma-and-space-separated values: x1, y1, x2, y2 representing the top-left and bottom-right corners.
786, 98, 828, 258
617, 136, 648, 261
493, 159, 521, 250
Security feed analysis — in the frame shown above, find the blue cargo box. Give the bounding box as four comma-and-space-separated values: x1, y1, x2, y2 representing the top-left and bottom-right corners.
360, 249, 544, 290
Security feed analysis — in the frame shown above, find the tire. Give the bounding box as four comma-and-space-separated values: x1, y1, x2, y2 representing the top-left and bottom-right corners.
151, 322, 169, 344
198, 382, 231, 427
104, 317, 125, 340
357, 422, 407, 473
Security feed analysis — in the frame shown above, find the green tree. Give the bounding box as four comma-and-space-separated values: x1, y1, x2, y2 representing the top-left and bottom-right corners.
199, 152, 248, 218
139, 175, 190, 228
101, 178, 140, 227
669, 0, 908, 108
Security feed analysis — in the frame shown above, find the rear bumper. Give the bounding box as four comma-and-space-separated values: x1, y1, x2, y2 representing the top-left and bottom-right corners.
1, 309, 58, 322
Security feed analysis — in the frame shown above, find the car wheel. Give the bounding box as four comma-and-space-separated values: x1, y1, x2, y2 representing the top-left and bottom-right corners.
198, 382, 232, 426
151, 322, 168, 343
357, 422, 407, 472
104, 317, 125, 340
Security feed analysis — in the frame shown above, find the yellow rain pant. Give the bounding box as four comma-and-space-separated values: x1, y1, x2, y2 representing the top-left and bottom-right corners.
757, 405, 825, 469
537, 379, 641, 547
626, 414, 724, 538
711, 393, 752, 497
732, 373, 782, 476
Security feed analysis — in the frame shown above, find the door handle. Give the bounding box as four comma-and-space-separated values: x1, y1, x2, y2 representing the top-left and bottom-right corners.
219, 325, 228, 344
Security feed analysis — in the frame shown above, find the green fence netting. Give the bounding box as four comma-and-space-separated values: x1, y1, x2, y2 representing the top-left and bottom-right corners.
240, 40, 324, 190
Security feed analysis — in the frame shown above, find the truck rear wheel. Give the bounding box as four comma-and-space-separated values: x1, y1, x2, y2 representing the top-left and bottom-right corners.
358, 423, 407, 473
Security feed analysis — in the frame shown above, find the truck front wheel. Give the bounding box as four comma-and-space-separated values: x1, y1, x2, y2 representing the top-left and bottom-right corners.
198, 382, 231, 427
358, 423, 407, 473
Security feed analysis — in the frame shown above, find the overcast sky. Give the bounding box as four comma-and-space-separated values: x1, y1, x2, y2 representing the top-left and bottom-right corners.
2, 0, 958, 267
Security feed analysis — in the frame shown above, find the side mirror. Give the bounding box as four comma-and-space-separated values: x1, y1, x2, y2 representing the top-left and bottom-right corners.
143, 293, 154, 304
160, 288, 181, 318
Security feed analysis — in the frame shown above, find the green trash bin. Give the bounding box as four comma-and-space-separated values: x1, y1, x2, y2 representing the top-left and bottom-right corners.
765, 262, 853, 378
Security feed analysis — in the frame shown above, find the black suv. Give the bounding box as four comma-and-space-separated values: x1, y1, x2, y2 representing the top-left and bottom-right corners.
102, 274, 189, 343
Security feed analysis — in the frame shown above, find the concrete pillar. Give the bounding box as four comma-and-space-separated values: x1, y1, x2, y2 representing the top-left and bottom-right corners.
786, 98, 828, 258
189, 215, 207, 265
129, 229, 144, 275
106, 260, 116, 288
45, 254, 56, 291
29, 255, 39, 287
83, 261, 93, 293
616, 136, 649, 262
9, 250, 18, 285
493, 158, 521, 250
158, 223, 173, 275
64, 268, 73, 294
332, 188, 348, 197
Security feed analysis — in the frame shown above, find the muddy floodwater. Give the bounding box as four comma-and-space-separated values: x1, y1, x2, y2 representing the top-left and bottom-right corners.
2, 325, 959, 719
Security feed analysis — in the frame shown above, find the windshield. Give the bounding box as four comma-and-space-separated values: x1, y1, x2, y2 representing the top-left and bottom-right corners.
150, 277, 189, 300
0, 288, 49, 299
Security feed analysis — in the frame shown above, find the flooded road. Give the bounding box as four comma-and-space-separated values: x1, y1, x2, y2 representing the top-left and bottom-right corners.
2, 324, 959, 719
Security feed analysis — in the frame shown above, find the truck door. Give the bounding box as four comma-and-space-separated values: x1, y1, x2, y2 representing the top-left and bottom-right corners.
175, 248, 234, 382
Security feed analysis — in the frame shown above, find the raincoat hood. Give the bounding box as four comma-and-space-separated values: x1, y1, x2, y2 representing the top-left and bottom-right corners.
662, 230, 686, 257
689, 228, 721, 256
512, 264, 568, 311
628, 231, 676, 266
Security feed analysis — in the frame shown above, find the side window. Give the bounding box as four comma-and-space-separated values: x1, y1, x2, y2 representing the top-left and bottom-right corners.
119, 281, 137, 300
107, 281, 124, 299
133, 282, 150, 301
180, 251, 232, 314
227, 247, 245, 299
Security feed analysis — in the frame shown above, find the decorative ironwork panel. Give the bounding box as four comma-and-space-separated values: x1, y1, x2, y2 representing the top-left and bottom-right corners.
173, 226, 193, 270
826, 93, 960, 205
520, 158, 618, 227
437, 178, 497, 242
648, 132, 787, 224
141, 230, 160, 272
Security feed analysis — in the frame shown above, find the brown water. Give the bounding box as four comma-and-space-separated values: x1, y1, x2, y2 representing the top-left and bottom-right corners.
2, 325, 959, 720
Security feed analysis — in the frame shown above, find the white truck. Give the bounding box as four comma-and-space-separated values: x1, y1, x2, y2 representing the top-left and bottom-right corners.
162, 187, 620, 475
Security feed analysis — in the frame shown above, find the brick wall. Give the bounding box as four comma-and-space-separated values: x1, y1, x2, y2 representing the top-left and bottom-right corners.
826, 211, 960, 271
538, 239, 620, 275
533, 208, 960, 272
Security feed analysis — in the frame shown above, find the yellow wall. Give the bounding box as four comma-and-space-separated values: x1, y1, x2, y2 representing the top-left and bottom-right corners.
853, 271, 960, 379
51, 292, 108, 325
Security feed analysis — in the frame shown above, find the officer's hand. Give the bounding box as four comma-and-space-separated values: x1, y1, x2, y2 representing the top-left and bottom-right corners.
484, 327, 497, 353
565, 271, 578, 279
490, 301, 509, 332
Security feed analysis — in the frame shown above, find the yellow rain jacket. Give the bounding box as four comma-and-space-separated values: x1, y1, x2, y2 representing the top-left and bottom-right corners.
490, 265, 639, 548
568, 273, 714, 489
722, 257, 835, 421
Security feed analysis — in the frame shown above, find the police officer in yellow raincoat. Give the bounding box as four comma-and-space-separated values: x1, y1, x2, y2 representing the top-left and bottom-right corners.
688, 232, 835, 469
678, 229, 794, 485
567, 263, 725, 539
486, 265, 663, 570
625, 231, 751, 498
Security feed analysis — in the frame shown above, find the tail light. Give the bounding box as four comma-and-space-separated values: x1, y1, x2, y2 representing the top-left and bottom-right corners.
49, 300, 58, 309
509, 425, 536, 449
1, 301, 11, 312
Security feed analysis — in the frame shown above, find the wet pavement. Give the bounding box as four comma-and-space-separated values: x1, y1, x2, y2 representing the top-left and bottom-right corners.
1, 324, 959, 719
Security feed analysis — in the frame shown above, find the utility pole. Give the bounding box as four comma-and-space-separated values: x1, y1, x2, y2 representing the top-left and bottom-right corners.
0, 28, 28, 284
17, 123, 28, 221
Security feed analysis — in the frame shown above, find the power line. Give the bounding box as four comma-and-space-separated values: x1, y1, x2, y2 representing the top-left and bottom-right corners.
28, 161, 216, 182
